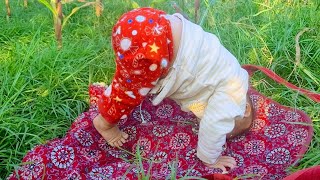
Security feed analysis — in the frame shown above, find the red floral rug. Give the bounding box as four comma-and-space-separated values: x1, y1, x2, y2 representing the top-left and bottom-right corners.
9, 84, 313, 180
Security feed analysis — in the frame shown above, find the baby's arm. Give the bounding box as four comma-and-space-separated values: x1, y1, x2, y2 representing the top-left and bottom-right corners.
197, 90, 245, 173
95, 58, 163, 147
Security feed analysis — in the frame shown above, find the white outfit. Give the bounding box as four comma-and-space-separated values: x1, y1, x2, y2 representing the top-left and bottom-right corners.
150, 13, 249, 164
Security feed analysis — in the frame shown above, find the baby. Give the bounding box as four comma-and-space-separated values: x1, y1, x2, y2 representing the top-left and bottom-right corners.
93, 7, 252, 173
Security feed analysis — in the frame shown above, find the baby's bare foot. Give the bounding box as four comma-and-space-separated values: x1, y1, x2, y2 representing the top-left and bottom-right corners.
103, 125, 129, 147
93, 114, 129, 147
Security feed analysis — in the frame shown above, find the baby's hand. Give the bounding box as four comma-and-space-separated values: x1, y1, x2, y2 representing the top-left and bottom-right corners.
203, 156, 237, 174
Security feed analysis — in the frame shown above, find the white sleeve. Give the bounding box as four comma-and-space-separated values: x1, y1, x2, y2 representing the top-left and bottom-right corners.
196, 90, 244, 164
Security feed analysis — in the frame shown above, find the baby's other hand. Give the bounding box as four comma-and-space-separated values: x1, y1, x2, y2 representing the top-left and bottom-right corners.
203, 156, 237, 174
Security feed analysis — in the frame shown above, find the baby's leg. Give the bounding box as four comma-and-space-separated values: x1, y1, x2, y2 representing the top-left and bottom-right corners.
226, 96, 253, 139
93, 114, 128, 147
226, 115, 252, 139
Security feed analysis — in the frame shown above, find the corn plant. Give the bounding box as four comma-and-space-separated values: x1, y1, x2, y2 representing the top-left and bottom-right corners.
194, 0, 199, 23
5, 0, 11, 17
4, 0, 28, 17
131, 0, 166, 8
67, 0, 103, 17
172, 0, 218, 26
55, 0, 63, 48
130, 0, 205, 25
95, 0, 102, 17
38, 0, 97, 48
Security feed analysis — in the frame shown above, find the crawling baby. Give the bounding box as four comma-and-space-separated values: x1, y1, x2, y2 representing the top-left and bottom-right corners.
93, 7, 252, 173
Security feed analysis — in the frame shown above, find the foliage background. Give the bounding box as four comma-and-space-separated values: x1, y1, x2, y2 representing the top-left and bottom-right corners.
0, 0, 319, 178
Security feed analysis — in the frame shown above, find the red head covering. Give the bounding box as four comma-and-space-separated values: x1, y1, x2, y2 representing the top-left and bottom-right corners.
112, 7, 174, 76
98, 8, 174, 124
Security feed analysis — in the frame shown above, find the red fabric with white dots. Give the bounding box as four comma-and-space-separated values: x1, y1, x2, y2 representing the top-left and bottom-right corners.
98, 8, 174, 124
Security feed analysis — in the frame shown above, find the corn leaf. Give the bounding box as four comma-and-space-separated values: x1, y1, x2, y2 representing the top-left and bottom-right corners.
151, 0, 167, 7
38, 0, 57, 16
299, 64, 320, 86
132, 1, 140, 9
62, 2, 95, 29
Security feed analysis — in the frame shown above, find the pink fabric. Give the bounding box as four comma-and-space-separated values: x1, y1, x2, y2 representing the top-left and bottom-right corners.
9, 84, 313, 179
243, 65, 320, 103
283, 166, 320, 180
202, 174, 233, 180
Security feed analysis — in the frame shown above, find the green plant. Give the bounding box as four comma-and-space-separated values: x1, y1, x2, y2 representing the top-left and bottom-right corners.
118, 144, 206, 179
38, 0, 97, 48
5, 0, 11, 17
95, 0, 102, 17
1, 0, 319, 179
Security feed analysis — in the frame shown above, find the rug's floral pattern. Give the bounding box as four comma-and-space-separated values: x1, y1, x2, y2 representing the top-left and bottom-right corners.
132, 137, 151, 156
133, 109, 151, 123
186, 149, 197, 161
244, 140, 265, 155
243, 165, 268, 175
153, 151, 168, 162
285, 111, 302, 122
156, 104, 174, 118
9, 85, 313, 179
88, 166, 113, 179
266, 148, 291, 165
264, 123, 286, 138
50, 145, 75, 168
74, 129, 94, 146
169, 133, 190, 150
287, 128, 308, 147
19, 156, 44, 179
152, 125, 173, 137
79, 148, 102, 162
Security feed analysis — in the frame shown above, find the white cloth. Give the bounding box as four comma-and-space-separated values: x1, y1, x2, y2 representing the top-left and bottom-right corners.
150, 13, 249, 164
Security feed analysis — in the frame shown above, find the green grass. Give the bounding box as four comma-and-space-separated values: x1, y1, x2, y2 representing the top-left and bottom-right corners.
1, 0, 319, 178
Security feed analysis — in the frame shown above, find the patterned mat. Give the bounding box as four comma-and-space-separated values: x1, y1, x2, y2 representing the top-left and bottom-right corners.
9, 84, 313, 179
